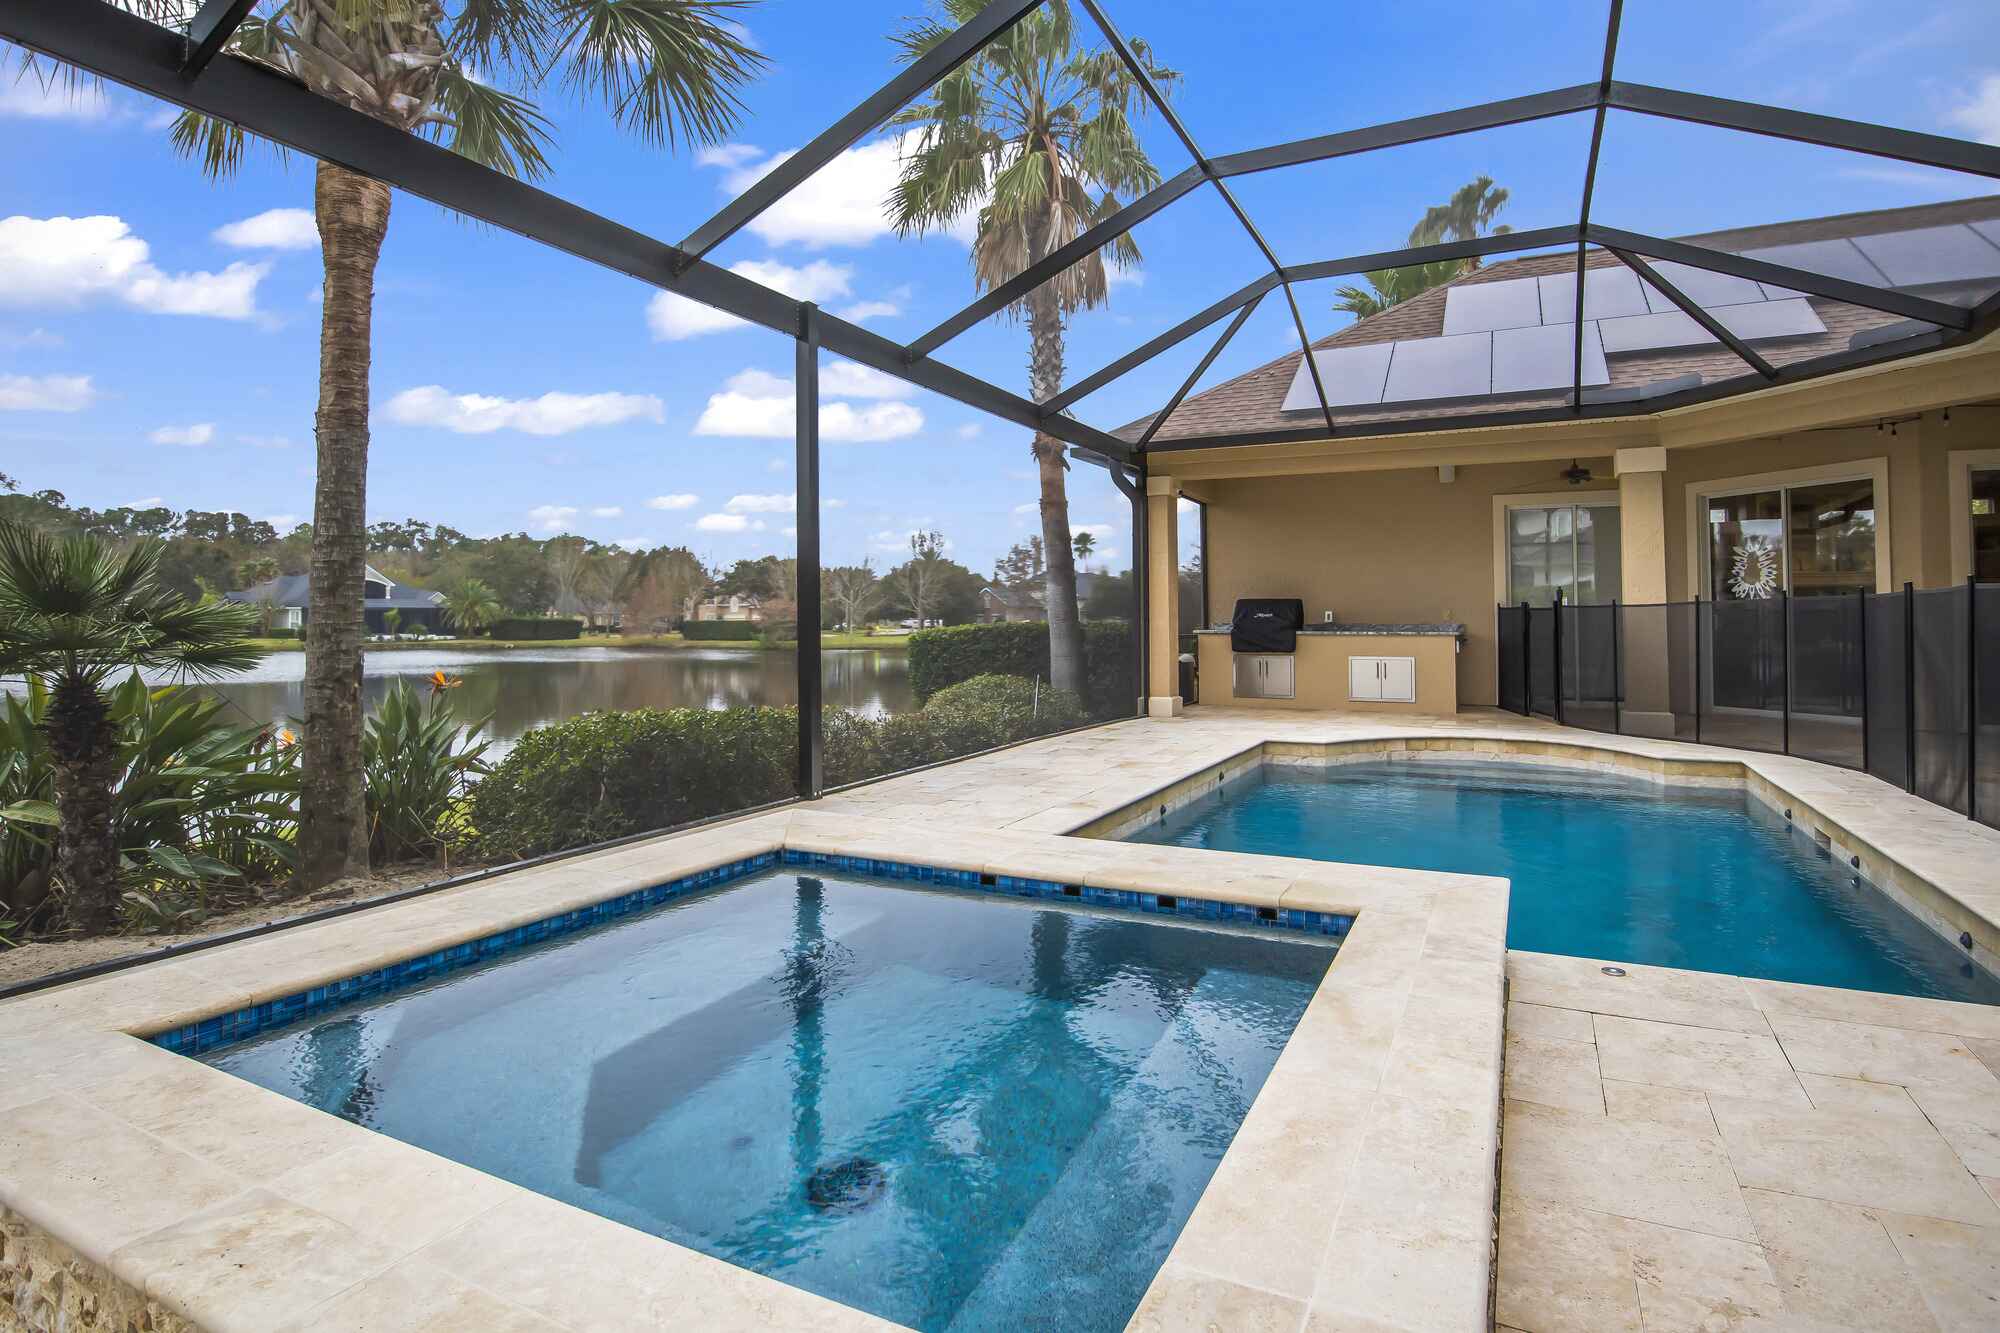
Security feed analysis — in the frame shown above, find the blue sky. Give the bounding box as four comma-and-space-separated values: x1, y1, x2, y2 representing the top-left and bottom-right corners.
3, 0, 1997, 579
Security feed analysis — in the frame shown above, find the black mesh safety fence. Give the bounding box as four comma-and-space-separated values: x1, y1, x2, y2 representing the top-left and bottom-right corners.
1497, 606, 1527, 715
1495, 584, 1994, 830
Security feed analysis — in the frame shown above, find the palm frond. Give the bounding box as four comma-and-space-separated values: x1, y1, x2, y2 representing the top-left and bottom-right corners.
548, 0, 764, 149
425, 60, 554, 179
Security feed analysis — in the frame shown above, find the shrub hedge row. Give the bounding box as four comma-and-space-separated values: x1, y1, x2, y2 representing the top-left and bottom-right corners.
906, 620, 1136, 718
491, 617, 584, 640
681, 620, 760, 641
468, 674, 1087, 860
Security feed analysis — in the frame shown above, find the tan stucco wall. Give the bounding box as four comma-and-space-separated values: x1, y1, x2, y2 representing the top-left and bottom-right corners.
1186, 408, 1997, 708
1195, 633, 1459, 712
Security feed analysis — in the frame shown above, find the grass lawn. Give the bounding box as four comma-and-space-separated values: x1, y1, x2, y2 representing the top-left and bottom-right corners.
244, 630, 912, 653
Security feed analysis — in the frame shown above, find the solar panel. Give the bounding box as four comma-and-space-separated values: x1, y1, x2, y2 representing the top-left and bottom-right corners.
1972, 219, 2000, 252
1441, 277, 1543, 335
1491, 321, 1607, 393
1850, 224, 2000, 288
1381, 330, 1492, 403
1711, 298, 1825, 341
1738, 239, 1888, 288
1598, 308, 1719, 354
1281, 342, 1394, 412
1537, 267, 1651, 323
1641, 261, 1764, 311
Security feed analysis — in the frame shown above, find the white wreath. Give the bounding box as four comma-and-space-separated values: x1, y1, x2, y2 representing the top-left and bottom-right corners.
1728, 537, 1781, 600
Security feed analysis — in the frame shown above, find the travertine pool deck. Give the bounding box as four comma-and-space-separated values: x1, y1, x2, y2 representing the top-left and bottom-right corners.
2, 706, 1996, 1331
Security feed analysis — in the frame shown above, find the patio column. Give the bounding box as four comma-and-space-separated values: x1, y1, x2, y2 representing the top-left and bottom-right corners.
1146, 475, 1183, 718
1616, 446, 1674, 736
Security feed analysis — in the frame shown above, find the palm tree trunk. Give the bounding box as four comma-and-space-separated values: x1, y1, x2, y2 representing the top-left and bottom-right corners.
299, 162, 390, 889
45, 678, 121, 933
1027, 280, 1085, 701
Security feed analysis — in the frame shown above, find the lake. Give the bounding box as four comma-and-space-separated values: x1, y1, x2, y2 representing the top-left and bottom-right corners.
164, 647, 914, 758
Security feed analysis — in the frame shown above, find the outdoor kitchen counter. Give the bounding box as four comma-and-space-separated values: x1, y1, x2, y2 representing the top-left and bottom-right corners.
1194, 624, 1464, 713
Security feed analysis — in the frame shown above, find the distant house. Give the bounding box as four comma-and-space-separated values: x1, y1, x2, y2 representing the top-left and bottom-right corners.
978, 572, 1098, 624
694, 593, 765, 623
225, 564, 447, 633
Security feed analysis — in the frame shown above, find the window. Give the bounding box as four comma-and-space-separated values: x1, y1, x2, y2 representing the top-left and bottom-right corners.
1974, 467, 2000, 583
1703, 475, 1875, 599
1506, 502, 1621, 606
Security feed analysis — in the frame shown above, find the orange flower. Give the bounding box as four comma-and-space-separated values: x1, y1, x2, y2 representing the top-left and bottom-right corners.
428, 671, 463, 695
277, 728, 297, 747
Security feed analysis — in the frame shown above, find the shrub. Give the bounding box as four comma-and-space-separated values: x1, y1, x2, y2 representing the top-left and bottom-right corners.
266, 627, 299, 640
682, 620, 760, 641
491, 616, 583, 641
925, 673, 1084, 738
907, 621, 1136, 717
362, 680, 491, 864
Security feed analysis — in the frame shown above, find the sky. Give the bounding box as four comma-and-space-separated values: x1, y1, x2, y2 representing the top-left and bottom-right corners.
3, 0, 1998, 581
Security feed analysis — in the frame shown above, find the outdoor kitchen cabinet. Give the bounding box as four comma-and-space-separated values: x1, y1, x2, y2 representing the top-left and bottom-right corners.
1195, 626, 1462, 714
1233, 653, 1296, 700
1348, 655, 1416, 703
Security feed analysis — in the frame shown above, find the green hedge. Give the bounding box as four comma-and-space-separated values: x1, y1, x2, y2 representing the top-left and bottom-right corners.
469, 675, 1095, 860
907, 620, 1136, 718
491, 617, 583, 640
266, 627, 298, 640
682, 620, 760, 641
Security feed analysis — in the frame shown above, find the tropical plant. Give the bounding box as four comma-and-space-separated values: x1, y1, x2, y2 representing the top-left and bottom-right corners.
1071, 530, 1096, 568
441, 577, 502, 636
1410, 174, 1512, 263
381, 608, 402, 637
51, 0, 766, 893
0, 524, 268, 932
360, 677, 490, 864
889, 0, 1176, 698
1332, 259, 1474, 319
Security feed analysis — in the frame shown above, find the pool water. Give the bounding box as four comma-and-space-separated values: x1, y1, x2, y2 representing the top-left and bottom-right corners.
1129, 760, 2000, 1004
197, 870, 1337, 1331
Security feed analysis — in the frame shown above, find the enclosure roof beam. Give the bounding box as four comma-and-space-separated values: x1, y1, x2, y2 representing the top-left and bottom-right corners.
0, 0, 1131, 465
182, 0, 257, 78
1572, 0, 1624, 414
1586, 225, 1974, 329
1281, 225, 1581, 284
673, 0, 1044, 267
1609, 247, 1778, 380
1138, 291, 1265, 448
1606, 82, 2000, 180
1042, 274, 1278, 417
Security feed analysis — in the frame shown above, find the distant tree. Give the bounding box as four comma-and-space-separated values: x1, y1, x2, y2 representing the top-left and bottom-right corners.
381, 608, 402, 637
0, 523, 264, 931
442, 578, 501, 636
825, 562, 882, 630
237, 556, 280, 590
994, 536, 1046, 589
621, 546, 709, 630
887, 532, 953, 627
1332, 259, 1472, 319
1071, 530, 1096, 569
1410, 174, 1512, 266
471, 537, 554, 615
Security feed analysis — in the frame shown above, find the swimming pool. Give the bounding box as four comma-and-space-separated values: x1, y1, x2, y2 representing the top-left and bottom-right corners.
184, 865, 1338, 1331
1128, 759, 2000, 1004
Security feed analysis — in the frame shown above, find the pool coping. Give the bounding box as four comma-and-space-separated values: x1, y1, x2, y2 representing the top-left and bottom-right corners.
4, 708, 1995, 1331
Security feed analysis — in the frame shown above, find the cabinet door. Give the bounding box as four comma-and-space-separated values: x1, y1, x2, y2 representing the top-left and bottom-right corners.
1381, 656, 1417, 702
1232, 654, 1261, 698
1263, 655, 1295, 699
1349, 655, 1382, 700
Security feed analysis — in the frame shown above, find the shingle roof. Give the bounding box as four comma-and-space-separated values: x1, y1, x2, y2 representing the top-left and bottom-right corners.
1118, 196, 2000, 446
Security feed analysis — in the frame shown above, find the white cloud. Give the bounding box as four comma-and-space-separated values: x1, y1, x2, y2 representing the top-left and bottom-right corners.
1012, 501, 1039, 516
696, 512, 752, 533
647, 257, 855, 341
528, 504, 579, 532
956, 422, 984, 439
590, 505, 624, 518
0, 72, 111, 121
826, 498, 847, 509
646, 493, 700, 510
149, 422, 215, 446
382, 385, 665, 436
0, 372, 95, 412
765, 456, 790, 473
1073, 521, 1117, 542
126, 496, 164, 508
260, 513, 302, 531
872, 527, 952, 554
724, 492, 794, 513
696, 142, 765, 170
693, 367, 924, 442
699, 132, 981, 249
0, 327, 63, 348
837, 299, 901, 322
820, 360, 913, 399
1946, 74, 2000, 145
0, 216, 268, 319
213, 208, 318, 251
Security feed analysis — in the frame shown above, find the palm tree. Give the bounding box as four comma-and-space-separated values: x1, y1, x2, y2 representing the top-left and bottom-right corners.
442, 578, 501, 636
888, 1, 1175, 698
90, 1, 765, 889
0, 522, 265, 932
1332, 259, 1472, 320
1071, 529, 1096, 569
1409, 175, 1511, 269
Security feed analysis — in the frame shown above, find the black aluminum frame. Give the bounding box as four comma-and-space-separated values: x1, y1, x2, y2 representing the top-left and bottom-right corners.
12, 0, 2000, 794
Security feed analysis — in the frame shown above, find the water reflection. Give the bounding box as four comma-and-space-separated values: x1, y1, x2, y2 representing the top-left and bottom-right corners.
151, 648, 913, 758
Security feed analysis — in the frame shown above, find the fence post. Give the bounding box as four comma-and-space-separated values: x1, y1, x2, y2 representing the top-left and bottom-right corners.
1694, 598, 1704, 745
793, 304, 823, 801
1611, 599, 1622, 734
1904, 581, 1917, 795
1857, 589, 1869, 774
1780, 587, 1792, 757
1970, 575, 1980, 824
1553, 588, 1565, 727
1517, 604, 1526, 715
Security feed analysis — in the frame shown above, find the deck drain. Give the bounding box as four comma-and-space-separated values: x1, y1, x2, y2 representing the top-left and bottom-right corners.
1600, 966, 1628, 977
806, 1157, 888, 1214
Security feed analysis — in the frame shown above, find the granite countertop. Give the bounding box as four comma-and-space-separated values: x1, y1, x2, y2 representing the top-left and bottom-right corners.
1194, 622, 1466, 637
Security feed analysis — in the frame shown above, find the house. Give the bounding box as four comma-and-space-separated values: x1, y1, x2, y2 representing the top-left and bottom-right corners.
225, 564, 447, 633
694, 592, 765, 623
977, 571, 1099, 623
1127, 196, 2000, 731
